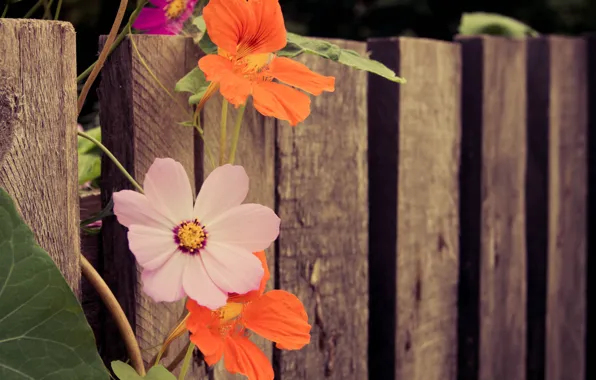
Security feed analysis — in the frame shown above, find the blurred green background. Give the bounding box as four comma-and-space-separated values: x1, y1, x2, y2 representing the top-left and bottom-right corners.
3, 0, 596, 126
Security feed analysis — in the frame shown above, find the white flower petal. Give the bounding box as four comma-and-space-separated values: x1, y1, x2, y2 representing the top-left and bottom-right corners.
194, 164, 249, 225
113, 190, 172, 230
143, 158, 194, 224
206, 204, 280, 252
127, 224, 178, 270
183, 255, 228, 310
201, 242, 264, 294
141, 254, 188, 302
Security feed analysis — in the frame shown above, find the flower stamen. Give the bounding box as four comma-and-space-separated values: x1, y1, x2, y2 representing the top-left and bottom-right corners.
173, 219, 208, 254
165, 0, 187, 19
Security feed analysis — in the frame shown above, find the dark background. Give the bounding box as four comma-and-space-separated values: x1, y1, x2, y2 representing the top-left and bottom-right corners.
3, 0, 596, 123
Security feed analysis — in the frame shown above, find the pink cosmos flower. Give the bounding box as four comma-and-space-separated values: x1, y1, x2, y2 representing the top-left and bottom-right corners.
112, 158, 280, 310
133, 0, 198, 35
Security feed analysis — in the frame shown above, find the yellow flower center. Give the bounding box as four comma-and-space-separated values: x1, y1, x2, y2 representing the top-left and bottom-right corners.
219, 48, 273, 82
174, 219, 207, 254
165, 0, 187, 19
218, 302, 244, 322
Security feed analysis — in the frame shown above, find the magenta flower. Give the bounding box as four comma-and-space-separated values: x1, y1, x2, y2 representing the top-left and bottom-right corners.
133, 0, 198, 35
112, 158, 280, 310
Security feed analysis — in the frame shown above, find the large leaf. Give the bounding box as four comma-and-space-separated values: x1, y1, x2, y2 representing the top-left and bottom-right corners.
277, 33, 405, 83
277, 32, 341, 60
0, 188, 108, 380
175, 67, 210, 105
458, 12, 539, 37
112, 361, 176, 380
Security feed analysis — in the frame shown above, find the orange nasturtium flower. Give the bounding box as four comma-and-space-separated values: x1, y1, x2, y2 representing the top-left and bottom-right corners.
197, 0, 336, 126
186, 251, 311, 379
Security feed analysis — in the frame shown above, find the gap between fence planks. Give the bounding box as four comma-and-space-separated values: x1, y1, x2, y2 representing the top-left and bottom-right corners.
0, 19, 80, 294
368, 37, 460, 380
527, 36, 587, 380
587, 33, 596, 380
458, 36, 527, 380
202, 90, 276, 380
98, 34, 208, 378
274, 39, 368, 380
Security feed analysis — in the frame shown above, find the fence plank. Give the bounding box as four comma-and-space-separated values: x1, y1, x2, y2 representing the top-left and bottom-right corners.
527, 36, 587, 380
367, 37, 460, 380
458, 36, 527, 380
202, 94, 276, 380
98, 35, 207, 377
0, 19, 80, 294
587, 33, 596, 380
275, 39, 368, 380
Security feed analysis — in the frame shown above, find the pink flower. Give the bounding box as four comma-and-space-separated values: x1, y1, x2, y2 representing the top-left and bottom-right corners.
133, 0, 198, 35
112, 158, 280, 310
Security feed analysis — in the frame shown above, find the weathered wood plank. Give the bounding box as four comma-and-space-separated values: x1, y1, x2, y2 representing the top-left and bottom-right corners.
202, 93, 275, 380
528, 36, 587, 380
0, 19, 80, 294
458, 36, 527, 380
98, 35, 207, 377
368, 37, 460, 380
275, 39, 368, 380
586, 33, 596, 380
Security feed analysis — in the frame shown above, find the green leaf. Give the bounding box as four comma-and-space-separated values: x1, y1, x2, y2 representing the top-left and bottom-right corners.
192, 15, 206, 32
277, 32, 342, 60
80, 197, 113, 228
0, 188, 108, 380
112, 361, 176, 380
277, 33, 405, 83
78, 152, 102, 185
175, 67, 210, 105
198, 30, 218, 55
337, 48, 406, 83
78, 126, 101, 155
458, 12, 539, 37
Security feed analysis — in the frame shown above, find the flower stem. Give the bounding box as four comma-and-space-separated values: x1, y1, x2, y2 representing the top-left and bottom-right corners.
77, 0, 128, 115
228, 104, 246, 165
1, 2, 9, 17
219, 100, 229, 166
77, 131, 144, 193
178, 342, 195, 380
80, 256, 146, 376
54, 0, 63, 20
76, 1, 147, 83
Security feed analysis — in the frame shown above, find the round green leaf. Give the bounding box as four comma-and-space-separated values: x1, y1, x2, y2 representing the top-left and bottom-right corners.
112, 361, 176, 380
0, 188, 108, 380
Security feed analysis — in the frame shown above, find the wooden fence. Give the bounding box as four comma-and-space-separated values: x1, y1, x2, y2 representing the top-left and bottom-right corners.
1, 18, 594, 380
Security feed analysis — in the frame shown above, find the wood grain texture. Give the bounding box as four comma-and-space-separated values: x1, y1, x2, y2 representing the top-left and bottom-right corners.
275, 39, 368, 380
532, 37, 587, 380
98, 35, 208, 377
202, 88, 276, 380
0, 19, 80, 294
458, 36, 527, 380
586, 34, 596, 380
368, 37, 460, 380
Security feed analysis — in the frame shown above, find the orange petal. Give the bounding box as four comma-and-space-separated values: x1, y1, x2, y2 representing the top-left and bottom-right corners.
228, 251, 270, 303
243, 290, 311, 350
252, 82, 310, 126
239, 0, 287, 55
203, 0, 253, 54
199, 54, 252, 106
223, 334, 274, 380
204, 0, 286, 56
269, 57, 335, 95
189, 323, 224, 366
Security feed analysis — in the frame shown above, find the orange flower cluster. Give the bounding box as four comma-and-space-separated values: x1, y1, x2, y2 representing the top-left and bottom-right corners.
197, 0, 336, 126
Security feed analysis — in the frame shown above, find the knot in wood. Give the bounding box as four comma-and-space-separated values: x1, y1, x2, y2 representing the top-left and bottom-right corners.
0, 78, 21, 164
